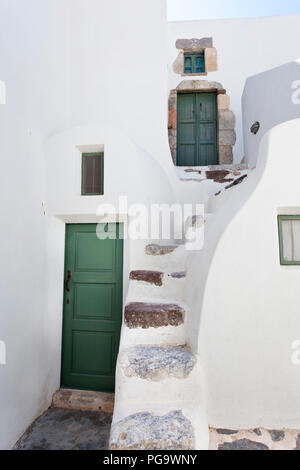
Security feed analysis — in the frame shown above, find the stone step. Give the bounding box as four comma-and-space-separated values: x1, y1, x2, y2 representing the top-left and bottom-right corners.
52, 388, 114, 414
130, 270, 187, 285
129, 270, 164, 286
124, 302, 184, 329
109, 410, 195, 450
128, 271, 186, 302
133, 243, 187, 272
145, 244, 181, 256
120, 345, 196, 381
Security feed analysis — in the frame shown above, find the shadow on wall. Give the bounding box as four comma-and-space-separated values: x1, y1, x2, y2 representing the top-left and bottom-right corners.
243, 59, 300, 168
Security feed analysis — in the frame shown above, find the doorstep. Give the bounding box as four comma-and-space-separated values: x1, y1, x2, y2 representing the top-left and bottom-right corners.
52, 389, 114, 415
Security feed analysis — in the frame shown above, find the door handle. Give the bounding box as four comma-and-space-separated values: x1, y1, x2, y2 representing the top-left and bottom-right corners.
65, 270, 72, 292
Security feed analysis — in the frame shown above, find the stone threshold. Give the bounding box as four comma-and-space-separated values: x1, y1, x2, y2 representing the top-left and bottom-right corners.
52, 388, 114, 415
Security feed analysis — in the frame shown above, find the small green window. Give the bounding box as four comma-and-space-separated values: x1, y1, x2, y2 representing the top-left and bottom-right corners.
184, 52, 205, 74
278, 215, 300, 265
82, 152, 104, 195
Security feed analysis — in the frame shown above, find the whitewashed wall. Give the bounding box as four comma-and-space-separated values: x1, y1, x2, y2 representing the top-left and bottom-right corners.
2, 0, 300, 450
168, 15, 300, 163
0, 0, 175, 450
194, 61, 300, 429
0, 0, 72, 450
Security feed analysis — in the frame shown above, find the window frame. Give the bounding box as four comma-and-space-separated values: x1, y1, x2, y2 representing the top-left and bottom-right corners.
184, 52, 206, 75
278, 215, 300, 266
81, 152, 104, 196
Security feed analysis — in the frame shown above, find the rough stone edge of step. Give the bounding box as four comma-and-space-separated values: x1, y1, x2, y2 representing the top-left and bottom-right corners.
124, 301, 187, 330
109, 409, 196, 451
129, 270, 186, 286
145, 244, 184, 256
119, 344, 197, 381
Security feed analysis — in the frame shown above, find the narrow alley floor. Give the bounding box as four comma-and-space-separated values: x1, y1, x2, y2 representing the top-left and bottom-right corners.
12, 388, 300, 451
14, 408, 112, 450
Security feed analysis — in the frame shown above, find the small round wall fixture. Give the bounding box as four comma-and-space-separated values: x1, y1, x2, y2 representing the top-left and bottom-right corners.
251, 121, 260, 135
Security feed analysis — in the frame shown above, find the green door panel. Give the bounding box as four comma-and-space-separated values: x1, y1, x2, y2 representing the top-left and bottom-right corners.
61, 224, 123, 392
177, 92, 218, 166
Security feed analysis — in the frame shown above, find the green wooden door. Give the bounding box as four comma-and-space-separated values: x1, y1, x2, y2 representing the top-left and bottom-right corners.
177, 92, 218, 166
61, 224, 123, 392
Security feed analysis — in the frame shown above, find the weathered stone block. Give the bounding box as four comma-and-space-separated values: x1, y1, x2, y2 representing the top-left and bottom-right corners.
169, 91, 177, 110
122, 345, 196, 381
216, 429, 238, 435
218, 145, 233, 165
205, 47, 218, 72
218, 109, 235, 130
145, 244, 179, 256
219, 130, 236, 146
124, 302, 184, 329
52, 388, 114, 414
110, 410, 195, 450
176, 80, 223, 92
218, 439, 269, 451
268, 430, 285, 442
171, 148, 177, 165
168, 109, 177, 129
130, 270, 163, 287
170, 272, 186, 279
217, 94, 230, 110
206, 170, 230, 181
168, 130, 177, 149
176, 37, 213, 50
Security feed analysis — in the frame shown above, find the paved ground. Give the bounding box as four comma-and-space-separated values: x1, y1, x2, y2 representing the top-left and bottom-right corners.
14, 408, 112, 450
13, 406, 300, 450
210, 427, 300, 450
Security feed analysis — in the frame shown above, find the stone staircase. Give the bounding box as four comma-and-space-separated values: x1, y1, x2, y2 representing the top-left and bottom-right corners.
109, 240, 209, 450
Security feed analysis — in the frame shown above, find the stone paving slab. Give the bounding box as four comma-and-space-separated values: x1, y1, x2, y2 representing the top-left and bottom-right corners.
210, 427, 300, 450
110, 410, 195, 450
52, 388, 114, 414
14, 408, 112, 450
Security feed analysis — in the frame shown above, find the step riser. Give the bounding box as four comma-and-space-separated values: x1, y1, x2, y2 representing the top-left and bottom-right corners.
127, 277, 185, 302
111, 361, 209, 450
132, 246, 188, 272
121, 324, 187, 347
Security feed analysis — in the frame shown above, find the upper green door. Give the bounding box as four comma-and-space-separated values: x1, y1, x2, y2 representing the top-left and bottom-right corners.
61, 224, 123, 392
177, 92, 218, 166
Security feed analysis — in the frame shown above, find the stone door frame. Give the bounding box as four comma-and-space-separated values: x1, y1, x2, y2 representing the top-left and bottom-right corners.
168, 80, 236, 166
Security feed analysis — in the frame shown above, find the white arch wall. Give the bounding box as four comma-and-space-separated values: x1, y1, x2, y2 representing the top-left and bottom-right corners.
198, 120, 300, 429
243, 60, 300, 167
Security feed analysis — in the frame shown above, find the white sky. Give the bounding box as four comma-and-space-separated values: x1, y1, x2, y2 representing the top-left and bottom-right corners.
168, 0, 300, 21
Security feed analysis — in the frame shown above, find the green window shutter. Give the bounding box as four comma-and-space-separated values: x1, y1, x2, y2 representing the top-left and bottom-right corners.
82, 153, 104, 195
184, 55, 193, 74
184, 52, 205, 74
194, 53, 205, 73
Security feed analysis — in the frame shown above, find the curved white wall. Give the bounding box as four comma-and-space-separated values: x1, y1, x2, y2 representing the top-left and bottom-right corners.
199, 120, 300, 429
243, 60, 300, 167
